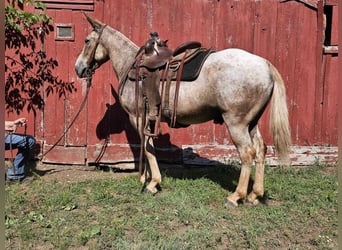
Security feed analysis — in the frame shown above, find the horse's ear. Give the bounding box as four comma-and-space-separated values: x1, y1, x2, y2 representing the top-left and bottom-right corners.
83, 11, 104, 32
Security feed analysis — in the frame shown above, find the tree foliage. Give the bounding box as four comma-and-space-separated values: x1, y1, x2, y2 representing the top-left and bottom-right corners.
5, 0, 76, 115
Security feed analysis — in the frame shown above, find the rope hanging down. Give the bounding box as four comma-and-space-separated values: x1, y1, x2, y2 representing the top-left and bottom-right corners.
41, 25, 108, 161
39, 75, 92, 160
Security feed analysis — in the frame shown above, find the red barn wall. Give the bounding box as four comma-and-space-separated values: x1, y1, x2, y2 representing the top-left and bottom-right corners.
5, 0, 338, 166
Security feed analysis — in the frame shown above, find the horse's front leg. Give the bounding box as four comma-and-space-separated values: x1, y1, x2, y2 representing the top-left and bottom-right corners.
130, 115, 150, 185
139, 160, 148, 185
143, 135, 162, 194
131, 115, 161, 194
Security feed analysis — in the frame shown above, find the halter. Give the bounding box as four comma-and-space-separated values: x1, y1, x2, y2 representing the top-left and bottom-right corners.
84, 24, 108, 82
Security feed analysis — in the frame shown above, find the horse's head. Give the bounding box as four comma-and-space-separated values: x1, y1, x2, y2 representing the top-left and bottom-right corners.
75, 13, 110, 78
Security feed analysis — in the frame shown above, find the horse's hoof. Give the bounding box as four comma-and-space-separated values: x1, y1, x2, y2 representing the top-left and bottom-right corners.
139, 177, 146, 185
245, 198, 260, 206
142, 186, 159, 195
225, 199, 238, 208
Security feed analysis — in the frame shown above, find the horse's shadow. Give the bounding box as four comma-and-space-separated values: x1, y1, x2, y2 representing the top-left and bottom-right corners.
158, 159, 256, 194
95, 84, 137, 142
95, 84, 254, 193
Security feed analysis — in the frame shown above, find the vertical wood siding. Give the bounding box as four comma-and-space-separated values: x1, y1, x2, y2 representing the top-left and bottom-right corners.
5, 0, 338, 165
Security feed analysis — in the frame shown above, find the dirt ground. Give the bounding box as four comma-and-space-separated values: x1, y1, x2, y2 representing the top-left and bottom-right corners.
6, 160, 139, 183
7, 160, 337, 184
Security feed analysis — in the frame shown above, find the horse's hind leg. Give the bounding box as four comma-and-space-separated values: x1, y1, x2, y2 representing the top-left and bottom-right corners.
225, 123, 256, 207
247, 125, 266, 205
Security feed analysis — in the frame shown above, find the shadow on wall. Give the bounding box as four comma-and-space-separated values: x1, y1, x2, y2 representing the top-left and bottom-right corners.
94, 84, 226, 169
95, 84, 139, 143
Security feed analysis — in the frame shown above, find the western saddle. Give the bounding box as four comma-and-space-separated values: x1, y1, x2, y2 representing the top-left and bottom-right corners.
128, 32, 214, 137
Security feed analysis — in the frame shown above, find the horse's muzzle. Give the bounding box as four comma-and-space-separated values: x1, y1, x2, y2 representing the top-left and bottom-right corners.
75, 60, 88, 78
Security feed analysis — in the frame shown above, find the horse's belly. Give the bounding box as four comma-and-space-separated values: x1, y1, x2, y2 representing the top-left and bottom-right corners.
174, 91, 221, 125
175, 109, 218, 125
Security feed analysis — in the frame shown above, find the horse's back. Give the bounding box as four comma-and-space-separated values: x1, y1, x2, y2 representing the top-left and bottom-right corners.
205, 48, 271, 82
194, 48, 273, 100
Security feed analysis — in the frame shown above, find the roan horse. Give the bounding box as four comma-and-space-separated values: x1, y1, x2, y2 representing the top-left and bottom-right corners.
75, 14, 291, 207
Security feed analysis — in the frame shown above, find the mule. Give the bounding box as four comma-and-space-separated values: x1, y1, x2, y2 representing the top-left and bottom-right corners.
75, 14, 291, 207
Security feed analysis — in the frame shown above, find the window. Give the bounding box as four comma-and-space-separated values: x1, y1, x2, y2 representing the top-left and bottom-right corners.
55, 23, 75, 41
323, 1, 338, 54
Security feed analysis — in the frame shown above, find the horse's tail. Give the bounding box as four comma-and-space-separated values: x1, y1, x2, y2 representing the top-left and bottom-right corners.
268, 61, 291, 165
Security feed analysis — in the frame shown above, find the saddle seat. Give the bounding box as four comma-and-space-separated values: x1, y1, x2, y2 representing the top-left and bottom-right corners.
138, 40, 203, 71
173, 41, 202, 56
139, 46, 173, 69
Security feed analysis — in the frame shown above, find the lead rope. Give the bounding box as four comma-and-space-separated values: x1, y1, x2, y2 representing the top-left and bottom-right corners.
132, 53, 146, 180
40, 72, 92, 160
40, 72, 110, 166
40, 25, 108, 161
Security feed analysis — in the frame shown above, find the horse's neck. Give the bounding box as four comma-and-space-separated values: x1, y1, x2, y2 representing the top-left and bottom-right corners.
103, 28, 139, 82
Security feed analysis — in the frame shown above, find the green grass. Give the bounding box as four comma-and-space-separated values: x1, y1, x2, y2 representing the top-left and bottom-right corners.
5, 162, 337, 249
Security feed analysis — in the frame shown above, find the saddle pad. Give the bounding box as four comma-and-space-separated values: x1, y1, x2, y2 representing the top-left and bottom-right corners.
180, 49, 215, 81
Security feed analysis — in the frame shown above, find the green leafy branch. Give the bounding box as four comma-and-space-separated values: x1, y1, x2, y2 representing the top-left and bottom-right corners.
5, 0, 76, 115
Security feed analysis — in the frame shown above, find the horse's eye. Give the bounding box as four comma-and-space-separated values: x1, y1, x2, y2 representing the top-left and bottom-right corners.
85, 39, 90, 45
